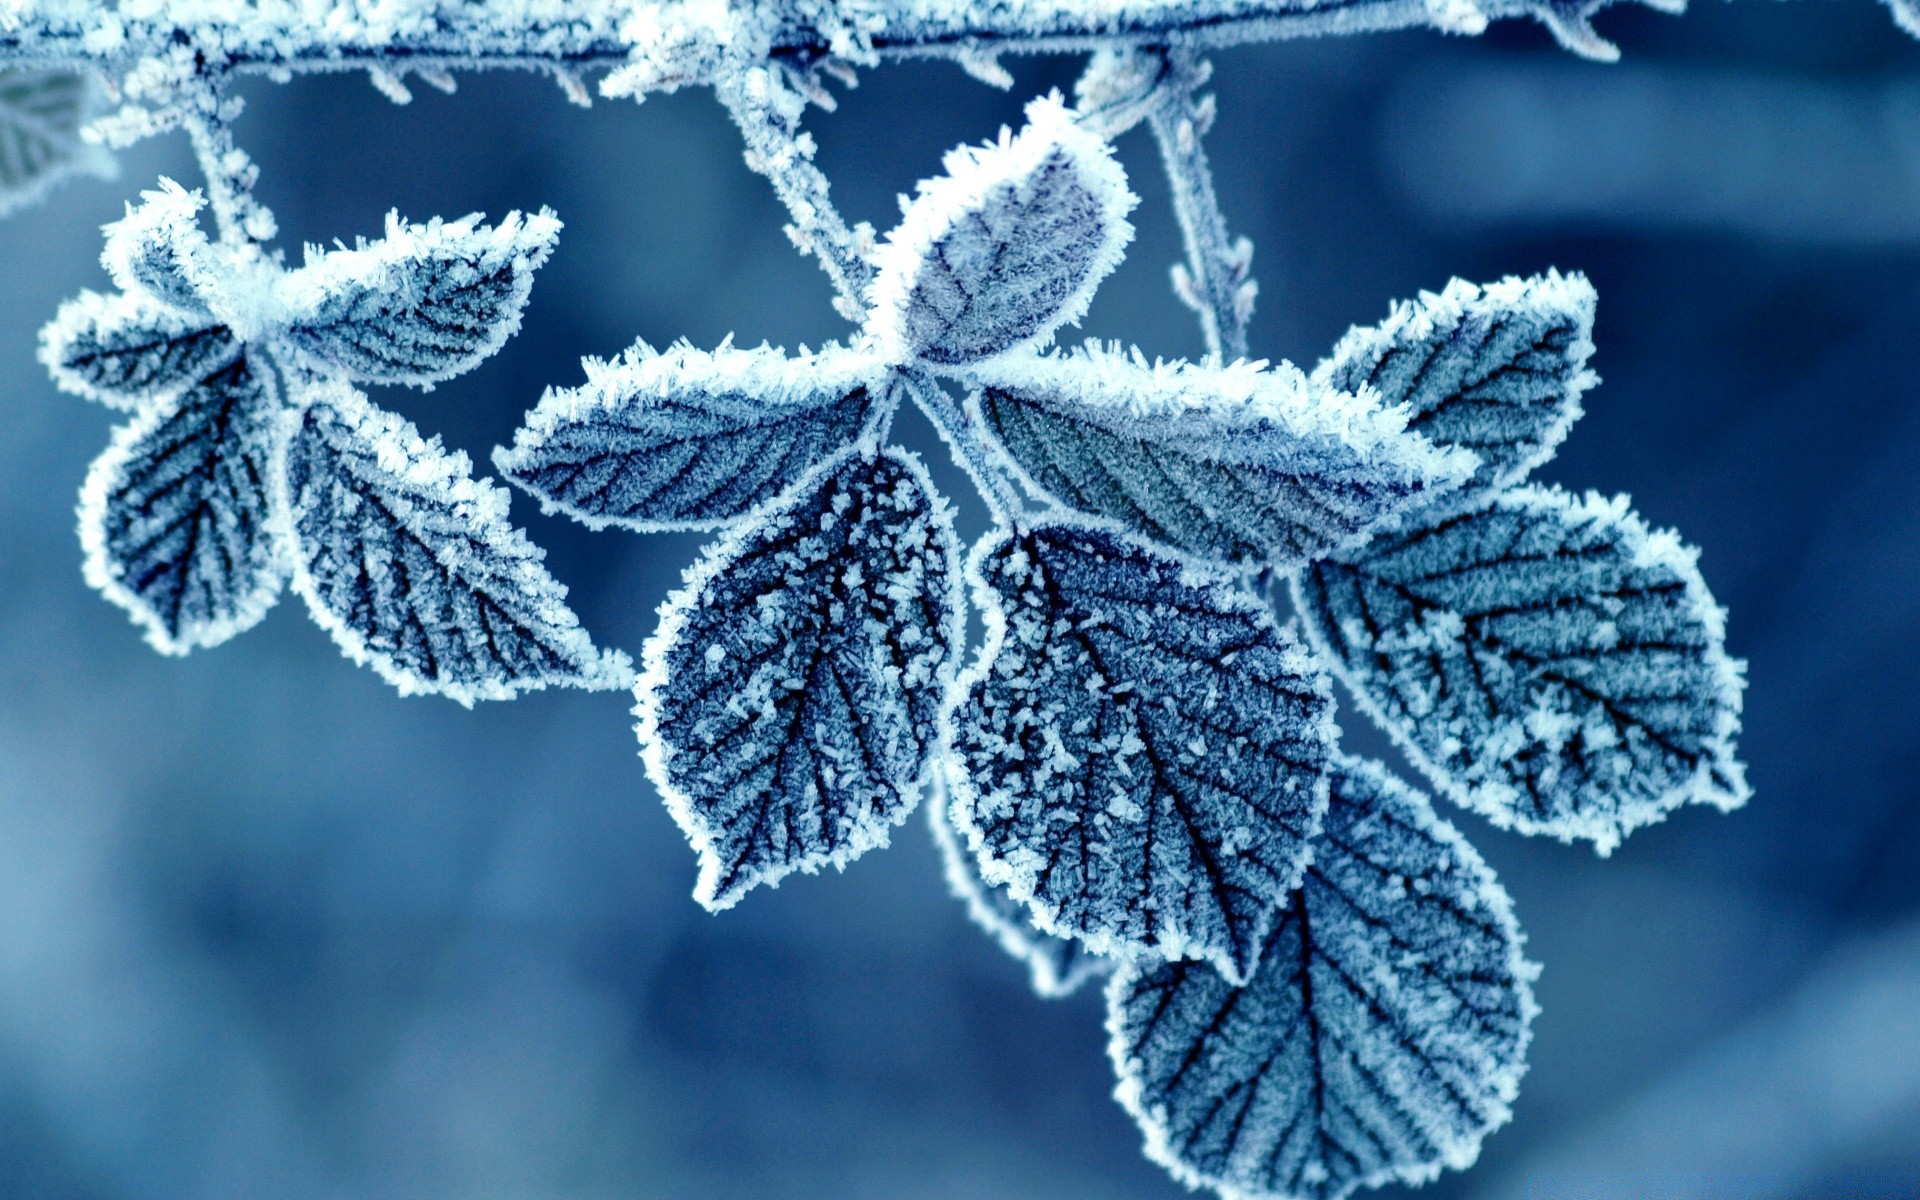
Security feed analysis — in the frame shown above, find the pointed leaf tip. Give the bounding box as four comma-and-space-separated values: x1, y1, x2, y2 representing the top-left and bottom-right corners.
1109, 755, 1537, 1200
100, 178, 217, 317
944, 519, 1335, 984
637, 446, 962, 910
868, 93, 1136, 368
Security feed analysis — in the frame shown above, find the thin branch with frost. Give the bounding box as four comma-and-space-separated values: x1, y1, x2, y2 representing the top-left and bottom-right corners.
0, 0, 1751, 86
1146, 52, 1256, 363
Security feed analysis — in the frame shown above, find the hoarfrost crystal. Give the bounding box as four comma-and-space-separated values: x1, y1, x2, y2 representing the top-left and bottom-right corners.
868, 94, 1136, 368
931, 781, 1112, 999
1314, 272, 1596, 520
78, 354, 285, 654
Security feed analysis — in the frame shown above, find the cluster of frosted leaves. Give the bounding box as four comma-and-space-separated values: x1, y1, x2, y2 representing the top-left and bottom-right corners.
1108, 757, 1537, 1200
509, 93, 1451, 913
1296, 275, 1748, 853
482, 86, 1745, 1200
634, 446, 961, 909
39, 179, 630, 703
0, 69, 114, 218
943, 520, 1336, 984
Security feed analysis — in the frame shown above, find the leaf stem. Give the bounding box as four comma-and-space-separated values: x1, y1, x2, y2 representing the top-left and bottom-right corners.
181, 75, 277, 249
714, 64, 1025, 522
1145, 49, 1256, 365
714, 66, 874, 324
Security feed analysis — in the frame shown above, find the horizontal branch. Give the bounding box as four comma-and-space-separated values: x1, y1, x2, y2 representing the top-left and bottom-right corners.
0, 0, 1686, 86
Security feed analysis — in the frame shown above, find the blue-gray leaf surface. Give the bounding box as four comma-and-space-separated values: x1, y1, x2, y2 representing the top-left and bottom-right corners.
930, 779, 1110, 999
1314, 273, 1595, 520
1109, 755, 1537, 1200
969, 345, 1474, 568
279, 209, 559, 387
636, 446, 961, 909
77, 353, 286, 653
99, 179, 218, 318
944, 519, 1335, 984
282, 381, 633, 705
1294, 486, 1748, 852
868, 94, 1134, 368
39, 291, 238, 410
495, 341, 881, 532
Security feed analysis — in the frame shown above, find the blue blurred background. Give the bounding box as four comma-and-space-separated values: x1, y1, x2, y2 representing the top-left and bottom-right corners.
4, 3, 1920, 1196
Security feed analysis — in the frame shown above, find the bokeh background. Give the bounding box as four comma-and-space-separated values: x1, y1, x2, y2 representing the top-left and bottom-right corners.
4, 2, 1920, 1196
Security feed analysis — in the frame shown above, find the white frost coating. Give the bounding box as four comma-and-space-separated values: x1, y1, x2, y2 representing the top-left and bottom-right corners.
495, 338, 886, 532
0, 67, 115, 218
1314, 271, 1596, 522
867, 93, 1136, 368
38, 288, 238, 410
98, 178, 218, 316
0, 0, 1744, 96
1108, 754, 1539, 1200
276, 207, 560, 388
966, 341, 1477, 567
942, 517, 1336, 985
928, 778, 1112, 999
76, 351, 289, 654
279, 380, 635, 705
1295, 486, 1749, 854
635, 443, 963, 909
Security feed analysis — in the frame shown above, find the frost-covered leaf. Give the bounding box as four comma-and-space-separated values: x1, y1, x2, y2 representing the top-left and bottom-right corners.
495, 341, 882, 532
278, 209, 560, 387
100, 179, 217, 317
281, 381, 632, 704
869, 93, 1135, 368
0, 69, 115, 219
970, 345, 1475, 568
945, 519, 1335, 983
1109, 755, 1537, 1200
636, 446, 961, 909
77, 353, 286, 653
39, 290, 238, 410
1295, 487, 1748, 853
1315, 273, 1595, 519
930, 778, 1111, 999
